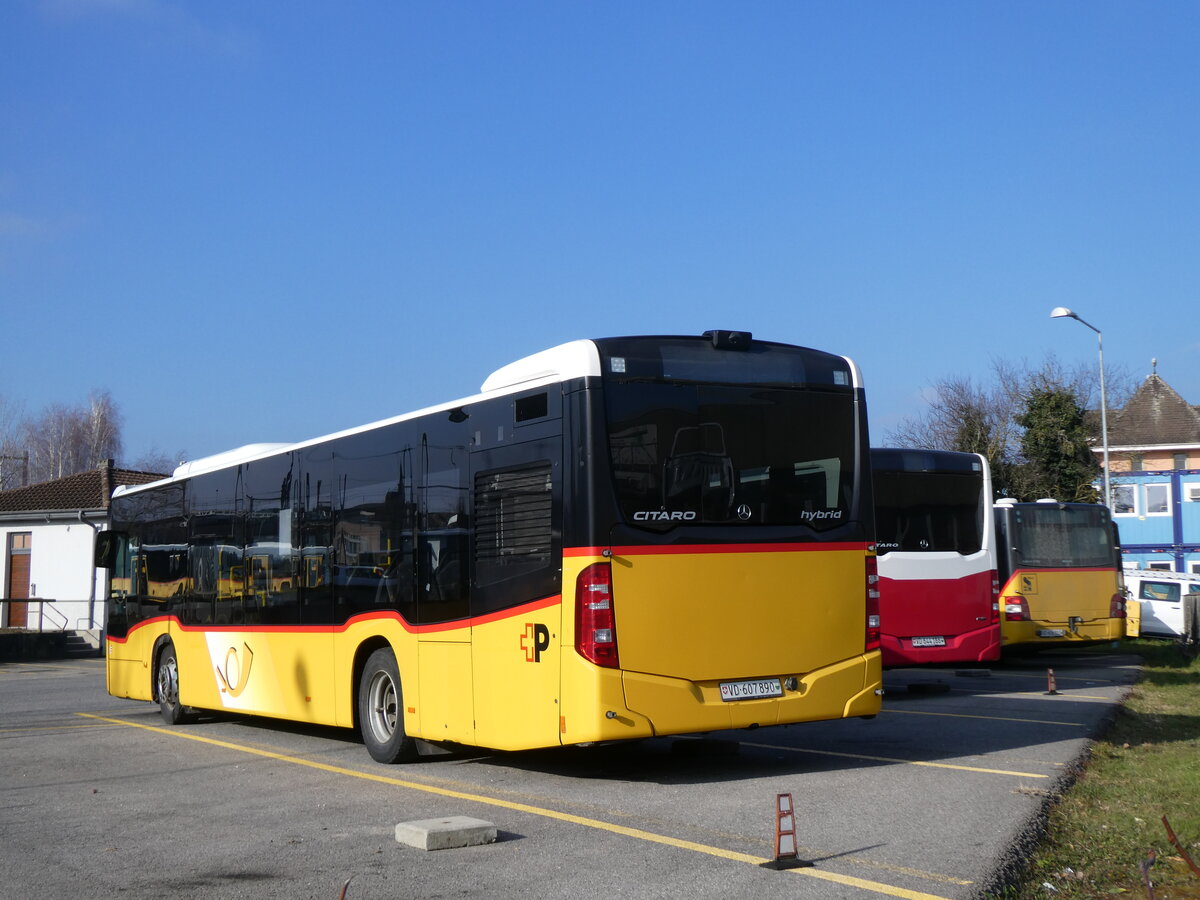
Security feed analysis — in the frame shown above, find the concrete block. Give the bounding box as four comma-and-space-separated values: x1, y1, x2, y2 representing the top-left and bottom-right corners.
395, 816, 497, 851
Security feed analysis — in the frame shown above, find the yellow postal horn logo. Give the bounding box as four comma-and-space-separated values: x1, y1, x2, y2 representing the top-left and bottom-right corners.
215, 643, 255, 697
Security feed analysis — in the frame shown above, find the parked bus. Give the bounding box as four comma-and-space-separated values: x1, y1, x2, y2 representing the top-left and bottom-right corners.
96, 331, 882, 762
870, 448, 1000, 666
993, 499, 1126, 650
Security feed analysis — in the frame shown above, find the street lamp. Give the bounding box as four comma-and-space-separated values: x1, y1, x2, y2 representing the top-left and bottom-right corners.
1050, 307, 1111, 508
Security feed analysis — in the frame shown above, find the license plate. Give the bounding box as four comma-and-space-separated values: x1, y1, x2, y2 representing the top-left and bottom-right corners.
910, 636, 946, 648
1037, 629, 1066, 638
719, 678, 783, 702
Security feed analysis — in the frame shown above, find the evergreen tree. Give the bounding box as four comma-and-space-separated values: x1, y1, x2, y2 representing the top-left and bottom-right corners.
1013, 379, 1100, 502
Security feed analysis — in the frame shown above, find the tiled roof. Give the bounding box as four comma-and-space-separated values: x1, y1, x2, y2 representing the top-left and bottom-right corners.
0, 462, 166, 513
1107, 374, 1200, 446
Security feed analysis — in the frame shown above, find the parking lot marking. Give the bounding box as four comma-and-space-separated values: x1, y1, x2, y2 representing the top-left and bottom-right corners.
953, 687, 1116, 701
78, 712, 955, 900
0, 662, 98, 676
0, 723, 114, 734
742, 740, 1051, 779
993, 670, 1129, 685
883, 708, 1085, 727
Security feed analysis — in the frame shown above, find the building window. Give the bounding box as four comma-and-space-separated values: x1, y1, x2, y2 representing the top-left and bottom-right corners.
1129, 454, 1144, 472
1144, 483, 1170, 515
1148, 562, 1172, 571
1113, 482, 1173, 515
1174, 452, 1188, 470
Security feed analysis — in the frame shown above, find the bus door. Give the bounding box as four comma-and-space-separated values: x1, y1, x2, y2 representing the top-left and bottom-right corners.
413, 435, 473, 745
469, 438, 562, 751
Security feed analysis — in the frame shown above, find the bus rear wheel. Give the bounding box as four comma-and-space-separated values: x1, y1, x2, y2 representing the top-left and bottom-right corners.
156, 644, 188, 725
358, 648, 416, 763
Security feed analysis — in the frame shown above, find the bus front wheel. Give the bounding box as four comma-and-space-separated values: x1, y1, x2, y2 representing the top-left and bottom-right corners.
156, 644, 188, 725
358, 648, 416, 763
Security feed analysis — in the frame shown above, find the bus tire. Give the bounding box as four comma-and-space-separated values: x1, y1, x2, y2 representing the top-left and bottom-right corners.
156, 644, 188, 725
358, 647, 415, 763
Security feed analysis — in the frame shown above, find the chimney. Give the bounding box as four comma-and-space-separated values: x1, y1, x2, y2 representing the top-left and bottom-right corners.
101, 459, 114, 508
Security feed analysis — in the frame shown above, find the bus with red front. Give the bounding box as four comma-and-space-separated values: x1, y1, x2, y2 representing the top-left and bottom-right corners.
870, 448, 1001, 666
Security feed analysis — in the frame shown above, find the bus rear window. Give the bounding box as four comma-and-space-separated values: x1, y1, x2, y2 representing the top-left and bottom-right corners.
597, 336, 852, 388
873, 470, 984, 554
1012, 505, 1114, 568
605, 383, 855, 531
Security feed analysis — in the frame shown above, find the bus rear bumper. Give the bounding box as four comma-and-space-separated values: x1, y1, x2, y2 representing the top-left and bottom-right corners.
881, 626, 1002, 667
618, 651, 883, 739
1001, 619, 1124, 649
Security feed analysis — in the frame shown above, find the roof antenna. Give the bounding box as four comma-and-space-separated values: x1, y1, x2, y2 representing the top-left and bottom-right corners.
1152, 357, 1158, 376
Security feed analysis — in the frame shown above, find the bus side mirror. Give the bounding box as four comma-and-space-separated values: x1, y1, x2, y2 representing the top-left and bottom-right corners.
94, 531, 121, 569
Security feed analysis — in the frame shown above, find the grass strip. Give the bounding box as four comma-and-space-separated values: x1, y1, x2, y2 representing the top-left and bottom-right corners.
997, 640, 1200, 898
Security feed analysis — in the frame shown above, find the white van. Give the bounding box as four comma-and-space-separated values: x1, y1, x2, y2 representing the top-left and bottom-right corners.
1123, 567, 1200, 639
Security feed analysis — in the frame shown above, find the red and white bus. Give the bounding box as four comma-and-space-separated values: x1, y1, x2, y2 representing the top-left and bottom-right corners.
870, 448, 1001, 666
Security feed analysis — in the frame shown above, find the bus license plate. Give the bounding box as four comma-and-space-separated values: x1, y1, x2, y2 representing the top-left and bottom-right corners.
719, 678, 783, 702
1037, 629, 1066, 638
911, 636, 946, 648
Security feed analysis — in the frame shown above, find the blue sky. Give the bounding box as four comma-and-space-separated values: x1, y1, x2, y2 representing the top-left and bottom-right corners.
3, 1, 1198, 468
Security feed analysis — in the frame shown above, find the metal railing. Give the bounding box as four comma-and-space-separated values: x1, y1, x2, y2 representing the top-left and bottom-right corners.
33, 600, 66, 632
1, 599, 68, 632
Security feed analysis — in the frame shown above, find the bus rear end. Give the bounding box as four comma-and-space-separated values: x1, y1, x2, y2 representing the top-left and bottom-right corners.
994, 500, 1125, 650
557, 332, 882, 746
871, 449, 1000, 666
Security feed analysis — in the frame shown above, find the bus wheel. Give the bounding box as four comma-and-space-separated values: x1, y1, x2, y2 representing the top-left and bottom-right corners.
156, 644, 188, 725
358, 648, 415, 763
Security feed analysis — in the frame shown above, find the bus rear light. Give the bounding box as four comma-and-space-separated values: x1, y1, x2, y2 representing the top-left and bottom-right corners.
865, 556, 881, 651
576, 562, 619, 668
1003, 596, 1030, 621
1110, 593, 1126, 619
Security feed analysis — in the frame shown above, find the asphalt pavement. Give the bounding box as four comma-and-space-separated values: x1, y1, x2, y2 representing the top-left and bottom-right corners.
0, 647, 1139, 899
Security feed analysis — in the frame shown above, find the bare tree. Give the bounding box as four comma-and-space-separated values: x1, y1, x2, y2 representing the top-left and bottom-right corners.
17, 392, 124, 485
885, 365, 1024, 497
884, 354, 1137, 501
83, 390, 123, 470
0, 394, 30, 489
131, 447, 185, 477
25, 403, 75, 482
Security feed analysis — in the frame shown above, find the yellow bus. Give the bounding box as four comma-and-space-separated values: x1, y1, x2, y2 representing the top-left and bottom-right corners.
97, 331, 882, 762
993, 499, 1127, 650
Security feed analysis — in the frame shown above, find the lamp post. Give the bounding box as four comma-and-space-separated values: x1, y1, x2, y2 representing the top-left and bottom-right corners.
1050, 307, 1111, 508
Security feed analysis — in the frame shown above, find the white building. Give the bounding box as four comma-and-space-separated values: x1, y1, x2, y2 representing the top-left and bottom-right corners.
0, 461, 164, 650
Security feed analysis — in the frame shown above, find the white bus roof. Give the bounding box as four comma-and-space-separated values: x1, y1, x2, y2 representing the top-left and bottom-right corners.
480, 340, 601, 392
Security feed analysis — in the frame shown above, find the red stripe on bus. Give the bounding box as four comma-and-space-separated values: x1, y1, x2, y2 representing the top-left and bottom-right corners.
565, 542, 870, 557
470, 593, 560, 626
105, 615, 173, 644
